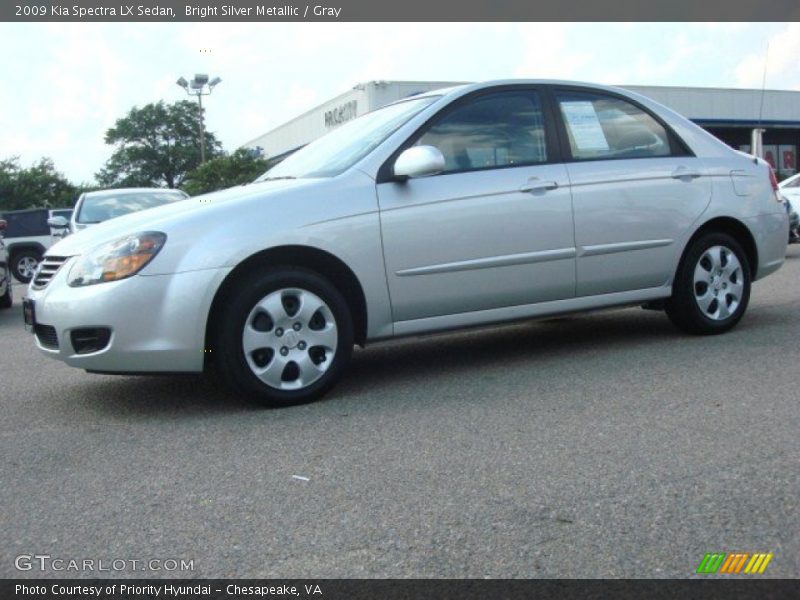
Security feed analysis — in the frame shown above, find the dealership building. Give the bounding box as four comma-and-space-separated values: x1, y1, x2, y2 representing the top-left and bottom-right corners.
243, 80, 800, 176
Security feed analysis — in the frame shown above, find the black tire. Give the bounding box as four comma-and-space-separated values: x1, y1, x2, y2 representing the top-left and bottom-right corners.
10, 249, 41, 283
213, 267, 354, 407
665, 232, 751, 335
0, 286, 11, 309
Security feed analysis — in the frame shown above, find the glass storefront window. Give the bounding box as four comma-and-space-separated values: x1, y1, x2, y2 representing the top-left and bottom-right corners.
778, 144, 796, 175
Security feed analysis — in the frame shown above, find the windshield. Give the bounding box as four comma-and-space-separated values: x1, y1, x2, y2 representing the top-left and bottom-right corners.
258, 96, 439, 180
77, 191, 187, 224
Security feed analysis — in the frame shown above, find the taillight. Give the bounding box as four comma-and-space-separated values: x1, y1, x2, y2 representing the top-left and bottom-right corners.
769, 167, 780, 193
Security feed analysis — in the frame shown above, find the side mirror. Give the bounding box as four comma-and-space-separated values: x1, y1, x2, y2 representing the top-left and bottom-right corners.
393, 145, 446, 179
0, 219, 6, 231
48, 216, 69, 229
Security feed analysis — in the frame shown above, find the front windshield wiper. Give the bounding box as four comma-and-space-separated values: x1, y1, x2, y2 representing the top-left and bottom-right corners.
259, 176, 296, 182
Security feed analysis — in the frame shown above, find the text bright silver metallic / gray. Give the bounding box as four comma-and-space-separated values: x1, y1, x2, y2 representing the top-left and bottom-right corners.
26, 80, 789, 405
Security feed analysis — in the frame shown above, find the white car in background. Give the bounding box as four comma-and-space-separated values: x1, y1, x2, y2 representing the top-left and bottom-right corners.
778, 172, 800, 200
778, 174, 800, 243
47, 188, 189, 234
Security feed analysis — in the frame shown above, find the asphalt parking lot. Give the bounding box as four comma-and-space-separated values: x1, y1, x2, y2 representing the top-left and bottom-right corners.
1, 249, 798, 579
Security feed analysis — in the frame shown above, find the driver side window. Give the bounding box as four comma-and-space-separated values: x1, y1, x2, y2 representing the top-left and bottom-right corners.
415, 91, 548, 175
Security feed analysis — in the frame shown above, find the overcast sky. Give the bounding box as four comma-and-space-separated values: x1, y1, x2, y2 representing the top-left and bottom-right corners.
0, 22, 798, 183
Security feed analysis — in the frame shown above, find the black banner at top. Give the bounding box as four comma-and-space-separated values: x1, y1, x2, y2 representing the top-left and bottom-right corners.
3, 0, 800, 22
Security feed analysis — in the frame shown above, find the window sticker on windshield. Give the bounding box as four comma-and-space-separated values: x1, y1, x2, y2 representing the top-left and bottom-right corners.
560, 101, 609, 152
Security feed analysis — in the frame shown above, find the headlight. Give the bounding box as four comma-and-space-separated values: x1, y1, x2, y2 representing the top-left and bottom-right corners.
67, 232, 166, 287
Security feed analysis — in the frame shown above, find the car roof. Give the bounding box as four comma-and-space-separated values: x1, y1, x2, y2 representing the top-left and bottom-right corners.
408, 79, 636, 100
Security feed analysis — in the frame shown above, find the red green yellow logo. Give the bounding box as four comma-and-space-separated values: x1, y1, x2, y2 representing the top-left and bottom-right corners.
696, 552, 773, 574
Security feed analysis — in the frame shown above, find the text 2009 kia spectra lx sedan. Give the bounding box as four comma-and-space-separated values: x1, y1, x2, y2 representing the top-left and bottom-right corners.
25, 80, 788, 406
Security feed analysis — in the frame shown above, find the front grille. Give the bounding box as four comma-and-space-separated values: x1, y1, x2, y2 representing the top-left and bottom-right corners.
32, 256, 69, 289
34, 324, 59, 349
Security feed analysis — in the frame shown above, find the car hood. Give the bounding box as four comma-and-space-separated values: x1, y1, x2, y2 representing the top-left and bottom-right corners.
49, 178, 316, 256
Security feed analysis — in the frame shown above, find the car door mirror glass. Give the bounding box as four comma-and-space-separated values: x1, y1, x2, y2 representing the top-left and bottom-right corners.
48, 216, 69, 229
393, 146, 446, 179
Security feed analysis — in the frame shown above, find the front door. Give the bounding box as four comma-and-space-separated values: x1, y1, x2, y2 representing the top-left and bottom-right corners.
376, 89, 576, 323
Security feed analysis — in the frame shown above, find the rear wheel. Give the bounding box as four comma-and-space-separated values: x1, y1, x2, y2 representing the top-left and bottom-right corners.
213, 268, 354, 406
11, 249, 41, 283
665, 232, 751, 335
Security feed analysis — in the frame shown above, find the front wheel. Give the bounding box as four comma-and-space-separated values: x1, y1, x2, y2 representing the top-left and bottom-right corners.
213, 268, 354, 406
665, 232, 751, 335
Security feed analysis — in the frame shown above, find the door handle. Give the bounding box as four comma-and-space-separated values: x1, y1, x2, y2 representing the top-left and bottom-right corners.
671, 167, 702, 180
519, 179, 559, 193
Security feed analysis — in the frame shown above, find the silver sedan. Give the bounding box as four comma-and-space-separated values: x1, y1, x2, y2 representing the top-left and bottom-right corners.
25, 80, 789, 405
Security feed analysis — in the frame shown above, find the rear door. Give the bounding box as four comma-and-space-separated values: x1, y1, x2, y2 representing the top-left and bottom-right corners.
552, 88, 711, 296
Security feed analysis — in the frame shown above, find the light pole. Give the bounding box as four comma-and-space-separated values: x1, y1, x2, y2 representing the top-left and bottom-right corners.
176, 73, 222, 163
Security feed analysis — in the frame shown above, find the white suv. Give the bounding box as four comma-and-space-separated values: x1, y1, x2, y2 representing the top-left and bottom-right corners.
1, 208, 72, 283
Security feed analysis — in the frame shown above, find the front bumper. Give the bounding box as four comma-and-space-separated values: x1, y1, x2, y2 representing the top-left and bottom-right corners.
26, 258, 231, 373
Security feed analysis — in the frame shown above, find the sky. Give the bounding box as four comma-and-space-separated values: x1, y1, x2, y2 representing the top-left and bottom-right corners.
0, 22, 798, 183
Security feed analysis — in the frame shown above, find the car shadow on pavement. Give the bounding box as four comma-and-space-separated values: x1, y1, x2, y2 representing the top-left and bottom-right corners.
338, 300, 791, 400
10, 293, 791, 418
337, 309, 680, 398
57, 308, 678, 419
71, 371, 260, 418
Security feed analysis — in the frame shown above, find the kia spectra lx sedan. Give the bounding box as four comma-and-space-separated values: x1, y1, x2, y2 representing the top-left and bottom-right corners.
25, 80, 788, 406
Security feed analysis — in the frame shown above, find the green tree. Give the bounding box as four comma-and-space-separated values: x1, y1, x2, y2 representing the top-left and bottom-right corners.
96, 100, 222, 189
0, 158, 16, 210
181, 148, 273, 196
0, 156, 77, 211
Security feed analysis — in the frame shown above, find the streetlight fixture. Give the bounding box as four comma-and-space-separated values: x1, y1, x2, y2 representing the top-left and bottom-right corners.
176, 73, 222, 163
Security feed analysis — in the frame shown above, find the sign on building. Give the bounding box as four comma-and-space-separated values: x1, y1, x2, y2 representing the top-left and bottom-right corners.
324, 100, 358, 128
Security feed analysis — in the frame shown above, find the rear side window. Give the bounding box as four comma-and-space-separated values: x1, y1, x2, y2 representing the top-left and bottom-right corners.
416, 91, 548, 174
556, 91, 672, 161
